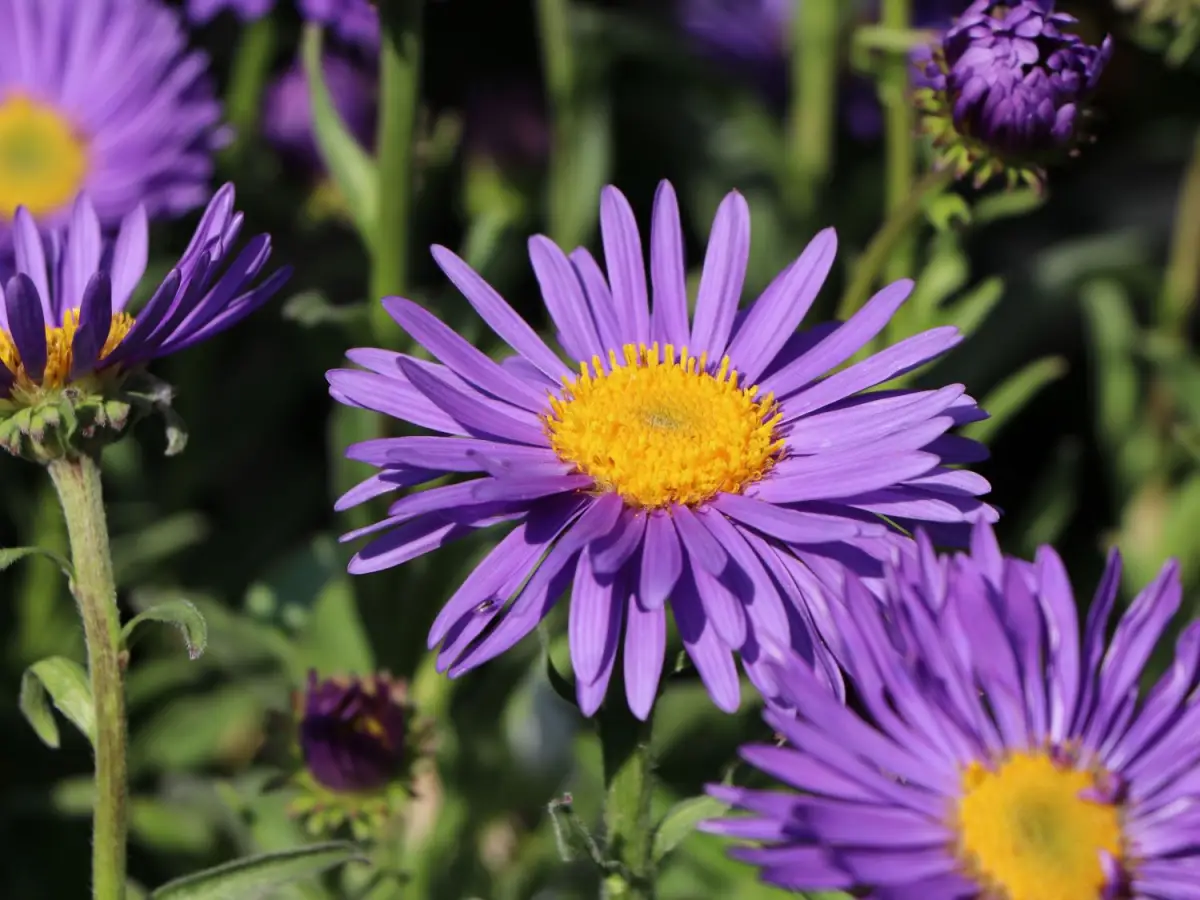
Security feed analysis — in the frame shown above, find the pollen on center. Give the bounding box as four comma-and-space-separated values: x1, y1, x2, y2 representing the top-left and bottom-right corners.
544, 342, 784, 510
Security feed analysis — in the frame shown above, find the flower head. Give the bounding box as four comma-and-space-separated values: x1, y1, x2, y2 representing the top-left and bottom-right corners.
291, 671, 414, 838
329, 181, 993, 719
916, 0, 1113, 187
0, 0, 223, 246
705, 522, 1195, 900
0, 185, 289, 461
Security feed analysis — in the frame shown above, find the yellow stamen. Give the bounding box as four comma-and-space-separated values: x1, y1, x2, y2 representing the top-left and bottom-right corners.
956, 752, 1124, 900
0, 95, 89, 220
0, 309, 135, 393
544, 342, 784, 510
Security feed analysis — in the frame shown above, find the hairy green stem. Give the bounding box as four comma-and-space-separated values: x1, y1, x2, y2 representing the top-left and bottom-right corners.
48, 456, 126, 900
880, 0, 916, 283
370, 0, 424, 334
599, 704, 655, 899
837, 166, 953, 321
786, 0, 839, 216
1160, 129, 1200, 335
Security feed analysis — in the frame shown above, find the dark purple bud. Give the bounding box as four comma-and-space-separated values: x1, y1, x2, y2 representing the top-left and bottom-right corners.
299, 671, 408, 793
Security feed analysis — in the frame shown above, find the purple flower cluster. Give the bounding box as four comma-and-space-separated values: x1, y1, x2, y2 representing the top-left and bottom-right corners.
916, 0, 1113, 182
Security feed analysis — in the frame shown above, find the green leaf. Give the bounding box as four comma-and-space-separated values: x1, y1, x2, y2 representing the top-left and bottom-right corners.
1081, 279, 1142, 483
963, 356, 1068, 445
19, 656, 94, 748
0, 545, 74, 581
546, 95, 611, 250
149, 842, 365, 900
938, 275, 1005, 338
302, 25, 378, 249
652, 795, 730, 863
122, 599, 208, 660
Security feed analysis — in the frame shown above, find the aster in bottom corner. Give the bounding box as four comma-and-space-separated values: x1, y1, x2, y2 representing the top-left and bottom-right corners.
329, 178, 995, 722
703, 521, 1200, 900
288, 671, 423, 841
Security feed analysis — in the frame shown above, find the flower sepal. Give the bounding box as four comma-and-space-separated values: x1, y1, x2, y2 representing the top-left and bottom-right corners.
0, 370, 187, 464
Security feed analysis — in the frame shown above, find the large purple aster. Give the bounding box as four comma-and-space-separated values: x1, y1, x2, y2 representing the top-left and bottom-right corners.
329, 181, 993, 719
916, 0, 1113, 184
0, 185, 289, 400
0, 0, 222, 247
705, 522, 1198, 898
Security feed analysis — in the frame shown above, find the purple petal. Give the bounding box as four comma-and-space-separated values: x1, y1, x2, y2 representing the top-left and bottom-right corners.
62, 195, 103, 313
570, 552, 625, 703
781, 328, 963, 420
12, 208, 51, 318
70, 273, 113, 379
327, 368, 468, 435
672, 504, 728, 576
726, 228, 837, 384
431, 245, 569, 381
762, 279, 915, 399
345, 436, 558, 470
383, 296, 550, 412
569, 248, 623, 353
673, 570, 742, 712
5, 274, 47, 381
528, 236, 604, 363
592, 510, 647, 575
648, 181, 690, 345
349, 516, 473, 574
599, 187, 651, 344
639, 511, 682, 608
400, 357, 548, 445
712, 494, 873, 543
110, 205, 150, 310
624, 594, 667, 719
690, 190, 750, 358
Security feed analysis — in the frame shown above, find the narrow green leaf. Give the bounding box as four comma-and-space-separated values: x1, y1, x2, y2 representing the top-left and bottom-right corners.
122, 599, 208, 660
19, 656, 94, 748
546, 96, 611, 250
652, 795, 730, 863
938, 275, 1005, 338
1081, 279, 1141, 478
963, 356, 1068, 446
0, 545, 74, 581
302, 25, 378, 248
149, 842, 365, 900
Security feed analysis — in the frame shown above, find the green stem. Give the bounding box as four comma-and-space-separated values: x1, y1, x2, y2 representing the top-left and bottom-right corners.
879, 0, 915, 283
536, 0, 581, 248
837, 166, 953, 321
599, 704, 655, 899
786, 0, 839, 217
223, 17, 277, 160
370, 0, 424, 335
1159, 129, 1200, 335
48, 456, 126, 900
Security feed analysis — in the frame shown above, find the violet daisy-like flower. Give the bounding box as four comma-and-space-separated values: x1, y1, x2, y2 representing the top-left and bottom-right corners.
705, 521, 1196, 900
0, 0, 222, 247
0, 185, 290, 461
915, 0, 1113, 187
330, 181, 993, 719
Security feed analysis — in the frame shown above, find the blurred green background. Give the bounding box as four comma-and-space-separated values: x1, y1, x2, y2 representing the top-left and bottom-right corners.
4, 0, 1200, 896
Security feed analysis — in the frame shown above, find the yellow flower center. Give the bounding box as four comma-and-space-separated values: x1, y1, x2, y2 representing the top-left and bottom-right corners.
956, 752, 1124, 900
544, 342, 784, 509
0, 309, 135, 393
0, 94, 89, 220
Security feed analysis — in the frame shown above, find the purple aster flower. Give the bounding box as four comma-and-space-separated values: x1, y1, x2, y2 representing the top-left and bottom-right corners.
0, 185, 289, 461
916, 0, 1113, 185
264, 53, 377, 173
0, 0, 223, 248
329, 180, 993, 719
298, 0, 379, 51
299, 671, 409, 793
705, 521, 1196, 899
186, 0, 274, 22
